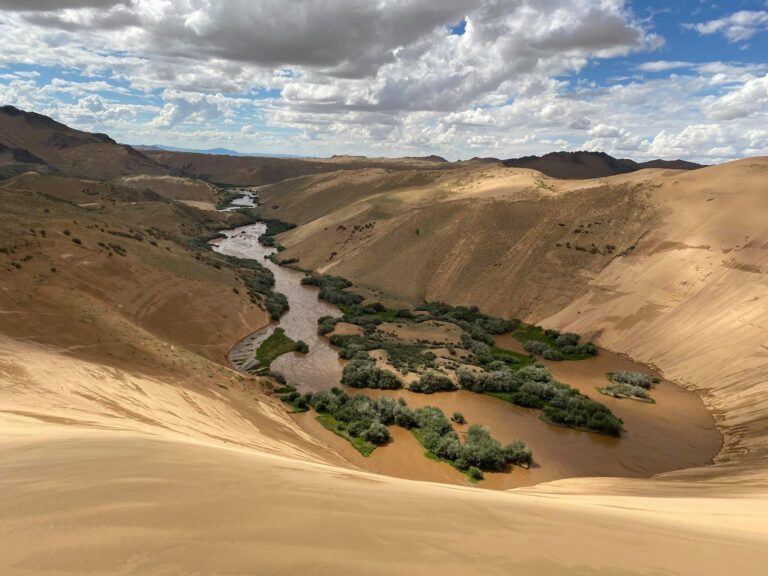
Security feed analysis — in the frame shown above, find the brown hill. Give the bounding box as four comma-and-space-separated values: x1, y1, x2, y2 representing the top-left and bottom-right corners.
0, 113, 765, 575
145, 149, 454, 186
0, 105, 168, 180
502, 150, 703, 179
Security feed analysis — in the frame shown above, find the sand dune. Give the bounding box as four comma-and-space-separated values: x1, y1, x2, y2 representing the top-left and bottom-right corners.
1, 335, 765, 575
2, 151, 768, 573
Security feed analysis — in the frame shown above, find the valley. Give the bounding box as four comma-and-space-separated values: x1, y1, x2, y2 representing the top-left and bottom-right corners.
0, 107, 766, 574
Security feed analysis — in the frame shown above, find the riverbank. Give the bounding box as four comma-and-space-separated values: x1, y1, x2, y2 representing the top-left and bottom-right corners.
213, 222, 721, 490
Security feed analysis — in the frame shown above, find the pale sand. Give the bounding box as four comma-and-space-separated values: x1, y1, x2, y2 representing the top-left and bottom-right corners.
0, 335, 766, 575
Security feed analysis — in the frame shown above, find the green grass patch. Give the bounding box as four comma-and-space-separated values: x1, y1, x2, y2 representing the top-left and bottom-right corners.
491, 346, 532, 367
256, 327, 296, 368
316, 413, 377, 457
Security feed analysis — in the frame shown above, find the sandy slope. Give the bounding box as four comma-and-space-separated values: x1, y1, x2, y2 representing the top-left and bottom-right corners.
546, 159, 768, 477
3, 159, 768, 574
0, 337, 765, 575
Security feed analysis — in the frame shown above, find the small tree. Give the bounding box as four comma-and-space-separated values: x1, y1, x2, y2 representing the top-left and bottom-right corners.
363, 421, 391, 445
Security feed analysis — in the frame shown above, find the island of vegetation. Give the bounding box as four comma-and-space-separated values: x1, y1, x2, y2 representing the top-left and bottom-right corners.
599, 371, 658, 403
303, 274, 624, 437
279, 387, 532, 481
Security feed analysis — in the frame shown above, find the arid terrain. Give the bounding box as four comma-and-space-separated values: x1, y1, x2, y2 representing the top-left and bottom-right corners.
1, 109, 766, 575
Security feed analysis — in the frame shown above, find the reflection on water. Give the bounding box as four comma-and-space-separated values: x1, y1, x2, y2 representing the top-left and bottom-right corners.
212, 223, 344, 390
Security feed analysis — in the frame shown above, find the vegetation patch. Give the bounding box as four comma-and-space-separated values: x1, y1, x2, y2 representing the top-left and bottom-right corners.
513, 326, 597, 361
598, 372, 658, 403
256, 328, 297, 368
277, 388, 532, 476
257, 218, 296, 249
305, 273, 620, 436
599, 383, 655, 403
316, 413, 378, 457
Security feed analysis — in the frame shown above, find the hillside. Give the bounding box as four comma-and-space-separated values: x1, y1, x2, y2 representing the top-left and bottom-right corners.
0, 106, 168, 180
260, 158, 768, 484
0, 112, 766, 574
145, 149, 455, 186
501, 151, 704, 179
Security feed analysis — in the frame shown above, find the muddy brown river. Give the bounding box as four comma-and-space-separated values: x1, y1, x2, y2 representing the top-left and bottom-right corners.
214, 223, 722, 489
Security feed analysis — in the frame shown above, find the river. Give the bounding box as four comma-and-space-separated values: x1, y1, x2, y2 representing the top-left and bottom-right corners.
212, 223, 344, 390
211, 222, 722, 489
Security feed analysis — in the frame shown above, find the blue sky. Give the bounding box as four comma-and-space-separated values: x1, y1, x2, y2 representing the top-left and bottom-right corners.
0, 0, 766, 161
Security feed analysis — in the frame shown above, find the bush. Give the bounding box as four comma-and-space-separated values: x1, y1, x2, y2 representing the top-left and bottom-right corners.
504, 440, 533, 466
452, 411, 466, 424
341, 357, 403, 390
363, 421, 391, 445
266, 292, 289, 320
468, 466, 484, 481
317, 316, 338, 335
604, 382, 650, 399
523, 340, 562, 360
294, 340, 309, 353
302, 274, 364, 306
409, 370, 457, 394
611, 371, 653, 389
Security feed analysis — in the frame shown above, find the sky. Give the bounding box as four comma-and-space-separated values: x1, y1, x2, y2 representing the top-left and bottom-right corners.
0, 0, 766, 162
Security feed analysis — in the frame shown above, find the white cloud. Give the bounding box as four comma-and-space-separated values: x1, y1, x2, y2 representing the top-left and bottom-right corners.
636, 60, 693, 72
0, 1, 765, 163
685, 10, 768, 43
704, 74, 768, 120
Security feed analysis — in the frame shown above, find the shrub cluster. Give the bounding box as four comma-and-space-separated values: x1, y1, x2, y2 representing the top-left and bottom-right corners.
299, 388, 414, 444
523, 340, 563, 360
266, 292, 290, 320
302, 274, 365, 306
604, 382, 650, 399
456, 365, 623, 436
341, 357, 403, 390
279, 389, 533, 473
415, 407, 532, 470
611, 371, 654, 389
228, 256, 290, 320
258, 218, 296, 247
317, 315, 339, 335
409, 370, 457, 394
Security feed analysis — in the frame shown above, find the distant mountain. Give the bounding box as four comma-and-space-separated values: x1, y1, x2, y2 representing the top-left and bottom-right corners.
136, 144, 304, 159
0, 106, 167, 180
501, 151, 704, 179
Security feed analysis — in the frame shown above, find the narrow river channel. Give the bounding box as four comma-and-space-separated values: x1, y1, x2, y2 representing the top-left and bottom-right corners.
212, 223, 345, 391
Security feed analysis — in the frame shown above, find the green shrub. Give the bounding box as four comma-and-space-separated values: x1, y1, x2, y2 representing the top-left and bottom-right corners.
294, 340, 309, 353
452, 411, 466, 424
468, 466, 484, 481
611, 371, 653, 389
317, 316, 338, 335
409, 370, 457, 394
363, 421, 391, 445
